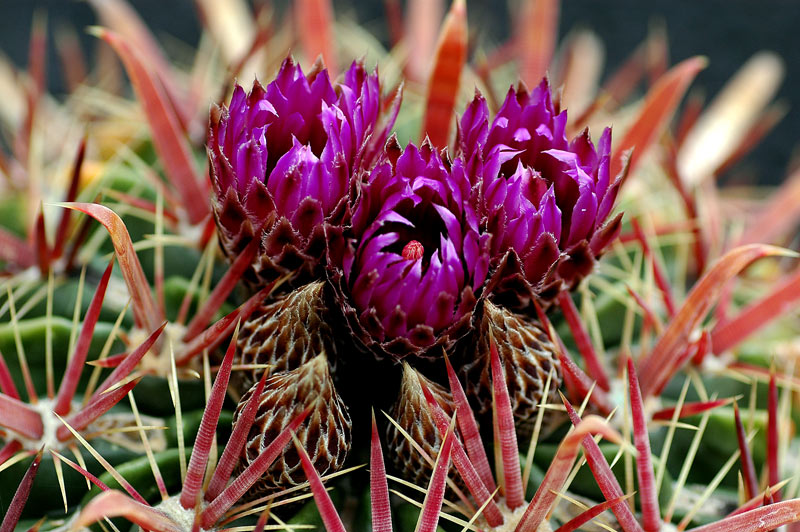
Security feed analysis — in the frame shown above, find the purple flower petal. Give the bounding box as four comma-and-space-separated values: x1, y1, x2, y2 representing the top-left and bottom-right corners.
345, 142, 490, 346
567, 182, 598, 245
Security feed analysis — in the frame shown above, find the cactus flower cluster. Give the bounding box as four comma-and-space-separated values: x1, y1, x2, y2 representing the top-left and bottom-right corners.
4, 2, 800, 532
200, 50, 630, 506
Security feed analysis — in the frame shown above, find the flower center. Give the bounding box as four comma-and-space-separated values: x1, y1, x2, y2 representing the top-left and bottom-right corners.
401, 240, 424, 261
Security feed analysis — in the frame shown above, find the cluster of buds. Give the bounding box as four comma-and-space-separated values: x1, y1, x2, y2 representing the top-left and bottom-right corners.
208, 57, 398, 288
208, 56, 624, 492
458, 81, 623, 307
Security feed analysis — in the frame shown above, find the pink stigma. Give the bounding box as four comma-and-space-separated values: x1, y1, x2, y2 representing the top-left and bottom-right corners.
401, 240, 424, 261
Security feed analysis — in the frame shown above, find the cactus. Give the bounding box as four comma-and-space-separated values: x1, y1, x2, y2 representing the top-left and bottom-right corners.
2, 1, 800, 532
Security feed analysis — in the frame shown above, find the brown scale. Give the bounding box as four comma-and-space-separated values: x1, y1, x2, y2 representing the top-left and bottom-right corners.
230, 280, 337, 399
459, 299, 564, 436
385, 364, 461, 488
232, 354, 351, 497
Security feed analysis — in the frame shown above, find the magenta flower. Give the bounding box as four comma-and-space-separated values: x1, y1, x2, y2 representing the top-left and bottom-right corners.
458, 80, 623, 305
333, 140, 490, 359
208, 57, 399, 287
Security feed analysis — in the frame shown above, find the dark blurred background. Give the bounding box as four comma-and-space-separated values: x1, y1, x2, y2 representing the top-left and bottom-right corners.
1, 0, 798, 184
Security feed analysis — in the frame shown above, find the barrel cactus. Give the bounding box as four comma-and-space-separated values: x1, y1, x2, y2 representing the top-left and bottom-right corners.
2, 2, 800, 532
